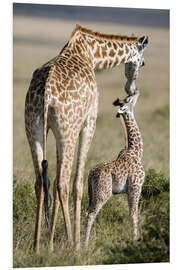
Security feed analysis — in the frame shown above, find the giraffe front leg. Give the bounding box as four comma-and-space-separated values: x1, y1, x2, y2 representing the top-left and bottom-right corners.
73, 114, 97, 250
129, 203, 139, 241
127, 181, 143, 242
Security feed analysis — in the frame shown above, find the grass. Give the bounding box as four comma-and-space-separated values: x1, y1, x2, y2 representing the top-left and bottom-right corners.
13, 169, 169, 267
13, 16, 169, 267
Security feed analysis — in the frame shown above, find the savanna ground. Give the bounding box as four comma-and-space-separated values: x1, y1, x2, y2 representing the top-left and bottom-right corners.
13, 15, 169, 267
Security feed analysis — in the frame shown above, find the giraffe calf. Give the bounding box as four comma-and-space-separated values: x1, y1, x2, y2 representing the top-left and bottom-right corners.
84, 89, 145, 247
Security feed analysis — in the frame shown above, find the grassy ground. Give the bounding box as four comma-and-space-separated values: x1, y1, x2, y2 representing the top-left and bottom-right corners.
13, 16, 169, 267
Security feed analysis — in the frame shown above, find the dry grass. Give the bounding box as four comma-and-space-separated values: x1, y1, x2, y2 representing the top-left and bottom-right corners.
13, 15, 169, 267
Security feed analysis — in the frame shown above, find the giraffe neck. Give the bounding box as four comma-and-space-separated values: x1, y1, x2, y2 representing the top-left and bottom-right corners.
68, 25, 138, 70
122, 112, 143, 159
89, 37, 137, 70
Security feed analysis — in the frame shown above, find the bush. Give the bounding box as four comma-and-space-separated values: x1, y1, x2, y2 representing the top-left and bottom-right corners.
141, 168, 169, 200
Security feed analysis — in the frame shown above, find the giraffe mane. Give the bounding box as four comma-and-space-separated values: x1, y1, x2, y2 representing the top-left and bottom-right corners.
70, 24, 138, 43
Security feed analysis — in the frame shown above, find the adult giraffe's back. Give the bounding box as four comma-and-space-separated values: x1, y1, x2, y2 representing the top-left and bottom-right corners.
24, 24, 148, 252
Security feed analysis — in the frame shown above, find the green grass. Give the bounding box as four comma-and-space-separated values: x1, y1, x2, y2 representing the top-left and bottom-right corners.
13, 169, 169, 267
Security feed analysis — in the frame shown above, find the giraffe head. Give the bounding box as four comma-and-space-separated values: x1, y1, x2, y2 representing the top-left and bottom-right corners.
113, 88, 140, 117
124, 36, 148, 94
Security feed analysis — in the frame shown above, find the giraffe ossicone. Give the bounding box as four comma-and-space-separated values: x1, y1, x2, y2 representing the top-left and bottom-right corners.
24, 24, 148, 252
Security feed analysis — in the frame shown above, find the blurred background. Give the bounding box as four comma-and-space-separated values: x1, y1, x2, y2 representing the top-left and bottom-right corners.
13, 3, 169, 267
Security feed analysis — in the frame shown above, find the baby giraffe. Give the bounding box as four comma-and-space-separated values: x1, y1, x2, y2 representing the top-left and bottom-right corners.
84, 89, 145, 247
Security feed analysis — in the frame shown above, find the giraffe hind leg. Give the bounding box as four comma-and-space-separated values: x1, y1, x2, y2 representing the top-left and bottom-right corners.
50, 124, 78, 247
84, 175, 112, 247
84, 199, 110, 247
56, 142, 76, 245
49, 145, 60, 251
73, 115, 97, 250
84, 210, 97, 248
26, 127, 45, 253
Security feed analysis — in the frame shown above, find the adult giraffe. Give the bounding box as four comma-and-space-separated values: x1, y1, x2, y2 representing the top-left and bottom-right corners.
24, 24, 148, 252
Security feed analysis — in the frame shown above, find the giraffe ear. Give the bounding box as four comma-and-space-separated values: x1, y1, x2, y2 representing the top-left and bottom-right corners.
138, 36, 148, 49
113, 98, 120, 106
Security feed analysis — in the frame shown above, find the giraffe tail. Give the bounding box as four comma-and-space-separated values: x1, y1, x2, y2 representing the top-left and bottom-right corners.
41, 94, 51, 228
41, 160, 51, 228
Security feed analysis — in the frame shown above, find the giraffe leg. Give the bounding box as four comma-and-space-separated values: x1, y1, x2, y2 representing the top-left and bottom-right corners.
84, 204, 104, 248
49, 146, 60, 251
73, 115, 97, 249
50, 137, 76, 247
49, 179, 59, 251
84, 173, 112, 247
34, 175, 44, 253
26, 130, 44, 254
84, 192, 112, 247
127, 179, 143, 242
57, 147, 75, 245
84, 211, 97, 248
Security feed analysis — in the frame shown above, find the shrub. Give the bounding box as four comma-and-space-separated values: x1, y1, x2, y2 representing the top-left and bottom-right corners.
141, 168, 169, 200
